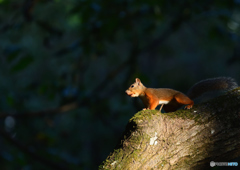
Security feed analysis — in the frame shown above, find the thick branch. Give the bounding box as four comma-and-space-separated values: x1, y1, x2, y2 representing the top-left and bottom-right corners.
100, 88, 240, 169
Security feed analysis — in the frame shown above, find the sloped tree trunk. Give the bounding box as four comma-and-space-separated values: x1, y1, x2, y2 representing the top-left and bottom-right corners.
100, 88, 240, 169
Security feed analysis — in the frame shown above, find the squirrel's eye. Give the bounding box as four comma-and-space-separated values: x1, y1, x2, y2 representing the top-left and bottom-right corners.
131, 85, 134, 88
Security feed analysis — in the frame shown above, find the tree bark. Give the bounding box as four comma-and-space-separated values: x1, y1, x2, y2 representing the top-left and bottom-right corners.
100, 88, 240, 170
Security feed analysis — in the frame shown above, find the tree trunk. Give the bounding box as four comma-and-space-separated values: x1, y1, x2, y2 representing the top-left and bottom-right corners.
100, 88, 240, 170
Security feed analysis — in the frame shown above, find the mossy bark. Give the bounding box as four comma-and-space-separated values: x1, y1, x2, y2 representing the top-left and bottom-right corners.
100, 88, 240, 170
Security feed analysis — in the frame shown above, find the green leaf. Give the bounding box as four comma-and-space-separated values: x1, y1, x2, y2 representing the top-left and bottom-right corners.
11, 55, 34, 73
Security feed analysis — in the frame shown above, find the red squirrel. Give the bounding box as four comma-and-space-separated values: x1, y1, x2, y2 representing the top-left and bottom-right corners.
125, 77, 238, 112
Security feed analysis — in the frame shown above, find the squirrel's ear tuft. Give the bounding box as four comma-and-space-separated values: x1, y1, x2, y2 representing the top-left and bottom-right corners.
135, 78, 141, 83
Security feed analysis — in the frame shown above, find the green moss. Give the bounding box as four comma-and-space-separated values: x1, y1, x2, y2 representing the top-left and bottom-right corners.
129, 109, 160, 123
100, 124, 152, 169
159, 107, 203, 125
129, 107, 205, 129
114, 149, 124, 161
99, 148, 124, 169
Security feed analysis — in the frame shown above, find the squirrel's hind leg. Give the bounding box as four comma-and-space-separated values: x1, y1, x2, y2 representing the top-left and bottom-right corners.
175, 93, 194, 110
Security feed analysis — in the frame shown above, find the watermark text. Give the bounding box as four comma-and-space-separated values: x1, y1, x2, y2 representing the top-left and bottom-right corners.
210, 161, 238, 167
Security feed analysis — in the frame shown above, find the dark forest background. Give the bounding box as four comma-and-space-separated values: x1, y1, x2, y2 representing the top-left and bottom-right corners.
0, 0, 240, 169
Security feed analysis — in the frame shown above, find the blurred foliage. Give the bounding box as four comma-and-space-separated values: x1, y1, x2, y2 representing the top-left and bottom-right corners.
0, 0, 240, 169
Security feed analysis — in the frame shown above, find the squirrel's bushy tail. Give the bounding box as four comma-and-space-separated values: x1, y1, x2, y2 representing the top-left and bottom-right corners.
187, 77, 238, 99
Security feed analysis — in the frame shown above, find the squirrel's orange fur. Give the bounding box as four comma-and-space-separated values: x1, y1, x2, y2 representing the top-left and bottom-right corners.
126, 77, 238, 113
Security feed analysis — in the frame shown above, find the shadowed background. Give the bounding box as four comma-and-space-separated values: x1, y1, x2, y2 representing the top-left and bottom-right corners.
0, 0, 240, 169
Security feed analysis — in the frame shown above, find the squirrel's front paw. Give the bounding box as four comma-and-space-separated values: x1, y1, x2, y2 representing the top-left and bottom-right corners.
185, 105, 193, 109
